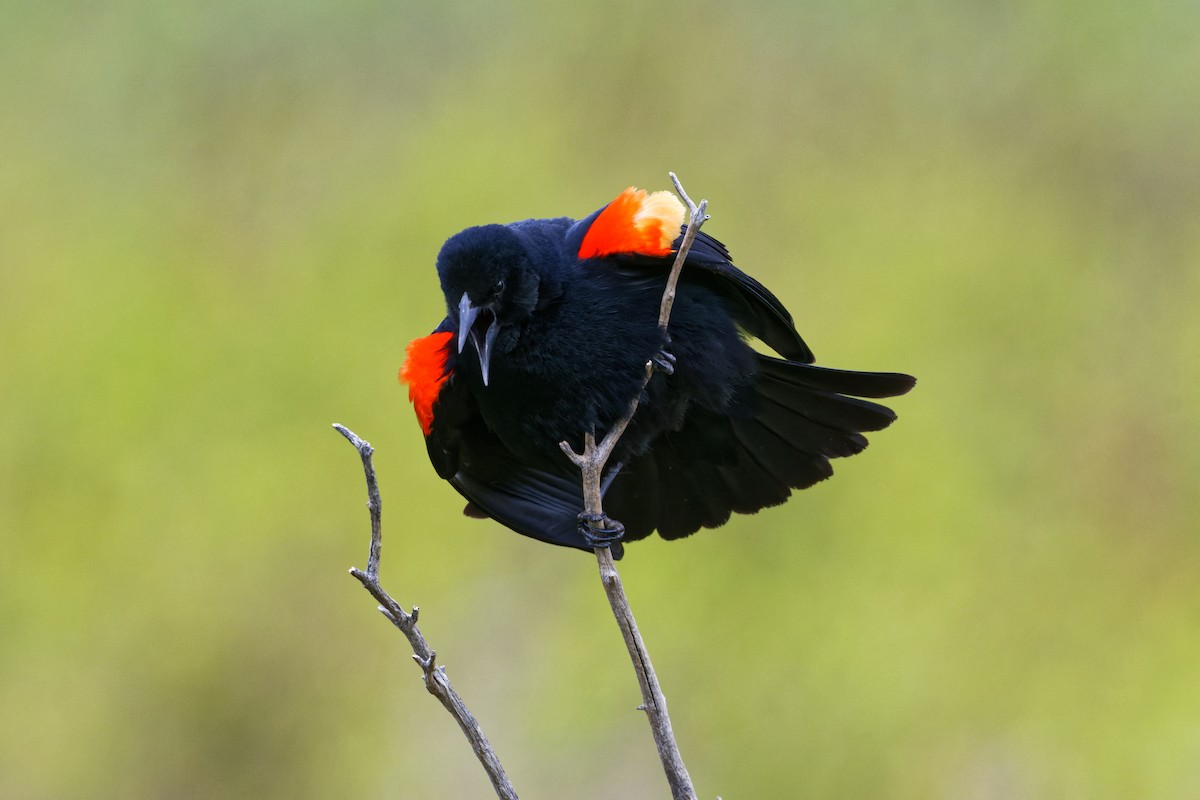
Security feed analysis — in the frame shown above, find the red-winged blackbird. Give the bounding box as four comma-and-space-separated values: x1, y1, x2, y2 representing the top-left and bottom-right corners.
401, 186, 915, 557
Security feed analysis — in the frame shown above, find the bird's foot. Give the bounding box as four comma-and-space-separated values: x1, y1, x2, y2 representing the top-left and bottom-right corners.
578, 512, 625, 549
651, 348, 676, 376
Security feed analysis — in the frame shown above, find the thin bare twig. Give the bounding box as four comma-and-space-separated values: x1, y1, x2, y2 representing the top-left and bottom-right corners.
334, 423, 518, 800
659, 172, 711, 328
559, 173, 710, 800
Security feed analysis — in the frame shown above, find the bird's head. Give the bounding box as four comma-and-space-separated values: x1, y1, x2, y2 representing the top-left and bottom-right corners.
435, 224, 541, 386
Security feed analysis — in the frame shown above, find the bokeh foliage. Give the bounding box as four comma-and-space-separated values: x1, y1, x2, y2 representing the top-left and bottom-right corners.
2, 1, 1199, 797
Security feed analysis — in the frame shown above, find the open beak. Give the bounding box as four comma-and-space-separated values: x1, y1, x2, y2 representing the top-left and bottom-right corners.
458, 292, 499, 386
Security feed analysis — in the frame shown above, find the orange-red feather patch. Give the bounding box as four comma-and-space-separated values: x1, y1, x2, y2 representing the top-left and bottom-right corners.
578, 187, 686, 259
399, 331, 454, 436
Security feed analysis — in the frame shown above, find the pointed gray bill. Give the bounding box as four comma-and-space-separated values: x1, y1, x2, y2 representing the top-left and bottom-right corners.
457, 291, 499, 386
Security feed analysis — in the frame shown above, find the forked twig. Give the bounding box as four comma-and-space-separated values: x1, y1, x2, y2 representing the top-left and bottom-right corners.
559, 172, 710, 800
334, 424, 518, 800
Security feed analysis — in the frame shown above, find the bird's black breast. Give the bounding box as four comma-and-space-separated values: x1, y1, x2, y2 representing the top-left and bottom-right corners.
470, 263, 757, 465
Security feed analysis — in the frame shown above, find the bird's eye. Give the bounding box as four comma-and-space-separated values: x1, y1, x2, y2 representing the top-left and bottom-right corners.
492, 279, 505, 296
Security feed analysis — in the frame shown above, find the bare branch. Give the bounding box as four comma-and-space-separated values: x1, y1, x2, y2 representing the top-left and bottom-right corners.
334, 424, 382, 579
559, 173, 711, 800
334, 424, 519, 800
660, 172, 710, 329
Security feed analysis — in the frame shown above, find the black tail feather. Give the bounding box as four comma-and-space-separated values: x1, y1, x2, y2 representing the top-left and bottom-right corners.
758, 356, 917, 398
751, 391, 871, 457
606, 355, 914, 542
729, 415, 834, 492
756, 371, 900, 433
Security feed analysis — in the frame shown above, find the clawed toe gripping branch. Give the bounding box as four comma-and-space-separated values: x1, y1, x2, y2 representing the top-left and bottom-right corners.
336, 173, 711, 800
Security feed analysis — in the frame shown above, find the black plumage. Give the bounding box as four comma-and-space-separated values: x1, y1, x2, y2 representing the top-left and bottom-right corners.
401, 188, 915, 556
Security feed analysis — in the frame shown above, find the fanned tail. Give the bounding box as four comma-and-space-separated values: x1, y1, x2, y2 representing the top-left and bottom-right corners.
607, 355, 916, 541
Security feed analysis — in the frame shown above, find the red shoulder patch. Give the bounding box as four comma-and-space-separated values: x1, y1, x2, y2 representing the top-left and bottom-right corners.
399, 331, 454, 436
578, 187, 686, 259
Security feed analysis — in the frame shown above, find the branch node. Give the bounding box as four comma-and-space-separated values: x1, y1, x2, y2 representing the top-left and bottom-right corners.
412, 650, 439, 678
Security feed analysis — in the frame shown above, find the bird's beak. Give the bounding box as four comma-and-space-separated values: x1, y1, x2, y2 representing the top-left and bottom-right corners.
457, 293, 479, 354
458, 292, 499, 386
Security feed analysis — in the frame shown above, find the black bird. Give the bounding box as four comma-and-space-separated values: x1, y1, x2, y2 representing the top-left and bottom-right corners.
401, 186, 915, 557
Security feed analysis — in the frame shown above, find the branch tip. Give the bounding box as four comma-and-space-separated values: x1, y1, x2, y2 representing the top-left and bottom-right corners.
559, 439, 585, 465
333, 422, 374, 458
338, 428, 517, 799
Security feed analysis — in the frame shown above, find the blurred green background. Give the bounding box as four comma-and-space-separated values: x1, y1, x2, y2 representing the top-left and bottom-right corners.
3, 1, 1199, 797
